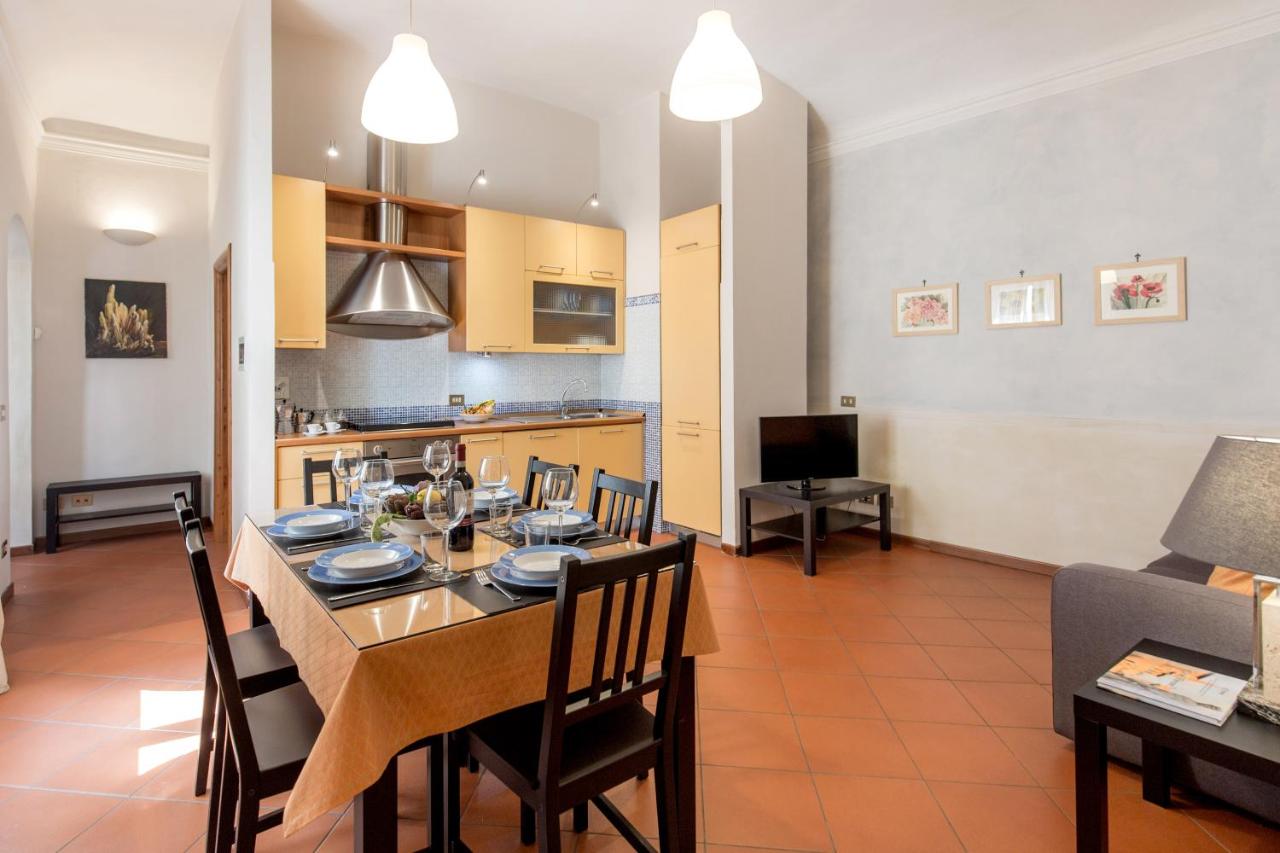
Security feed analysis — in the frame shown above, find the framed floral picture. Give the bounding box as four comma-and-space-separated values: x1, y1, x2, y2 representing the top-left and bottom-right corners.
893, 283, 958, 336
985, 274, 1061, 329
1095, 257, 1186, 325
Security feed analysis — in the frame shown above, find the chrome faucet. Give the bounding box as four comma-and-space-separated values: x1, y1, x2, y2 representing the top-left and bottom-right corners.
560, 377, 588, 418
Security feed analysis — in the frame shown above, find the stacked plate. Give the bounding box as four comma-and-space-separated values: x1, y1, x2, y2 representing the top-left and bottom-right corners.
511, 509, 596, 538
473, 486, 518, 509
487, 544, 591, 591
308, 541, 423, 585
266, 509, 358, 540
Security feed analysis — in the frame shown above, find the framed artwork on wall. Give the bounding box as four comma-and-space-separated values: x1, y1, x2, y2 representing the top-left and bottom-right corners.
1095, 257, 1186, 325
84, 279, 168, 358
985, 274, 1062, 329
893, 282, 958, 336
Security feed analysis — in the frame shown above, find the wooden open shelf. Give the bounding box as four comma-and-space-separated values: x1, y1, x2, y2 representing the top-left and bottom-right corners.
325, 183, 466, 261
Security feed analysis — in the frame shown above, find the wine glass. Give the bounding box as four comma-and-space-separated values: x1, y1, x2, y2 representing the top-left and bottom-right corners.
477, 455, 511, 530
421, 480, 467, 582
331, 449, 363, 517
422, 439, 453, 483
360, 458, 395, 530
541, 467, 578, 545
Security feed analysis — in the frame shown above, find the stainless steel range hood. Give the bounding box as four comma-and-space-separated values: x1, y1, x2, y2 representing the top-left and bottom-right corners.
326, 134, 454, 339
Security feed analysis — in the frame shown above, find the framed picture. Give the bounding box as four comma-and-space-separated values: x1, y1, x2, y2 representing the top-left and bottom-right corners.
1095, 257, 1186, 325
893, 283, 958, 336
985, 274, 1062, 329
85, 279, 168, 358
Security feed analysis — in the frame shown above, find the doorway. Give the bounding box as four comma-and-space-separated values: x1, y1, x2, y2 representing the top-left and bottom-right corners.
213, 246, 232, 541
7, 216, 33, 555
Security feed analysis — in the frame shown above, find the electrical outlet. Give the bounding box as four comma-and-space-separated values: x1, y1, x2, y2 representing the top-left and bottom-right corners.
72, 494, 93, 508
840, 395, 857, 408
448, 394, 465, 406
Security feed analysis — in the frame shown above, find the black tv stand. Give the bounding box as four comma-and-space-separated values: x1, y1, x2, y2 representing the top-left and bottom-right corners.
739, 478, 891, 576
786, 479, 826, 492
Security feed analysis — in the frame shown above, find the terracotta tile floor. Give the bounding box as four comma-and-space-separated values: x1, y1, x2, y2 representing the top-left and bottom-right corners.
2, 530, 1279, 851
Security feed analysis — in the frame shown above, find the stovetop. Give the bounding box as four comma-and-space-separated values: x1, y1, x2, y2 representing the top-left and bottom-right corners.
353, 419, 457, 432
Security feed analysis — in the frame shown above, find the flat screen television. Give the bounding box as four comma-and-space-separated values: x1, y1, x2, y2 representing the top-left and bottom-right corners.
760, 415, 858, 491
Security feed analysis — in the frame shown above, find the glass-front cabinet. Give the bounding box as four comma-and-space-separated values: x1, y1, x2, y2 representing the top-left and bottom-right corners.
524, 273, 625, 353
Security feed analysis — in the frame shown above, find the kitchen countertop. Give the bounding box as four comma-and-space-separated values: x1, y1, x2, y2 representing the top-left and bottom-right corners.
275, 411, 645, 448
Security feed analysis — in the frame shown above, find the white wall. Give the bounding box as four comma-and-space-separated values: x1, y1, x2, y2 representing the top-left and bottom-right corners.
30, 147, 210, 536
209, 0, 275, 528
659, 94, 719, 222
721, 73, 810, 544
808, 34, 1280, 568
0, 28, 38, 590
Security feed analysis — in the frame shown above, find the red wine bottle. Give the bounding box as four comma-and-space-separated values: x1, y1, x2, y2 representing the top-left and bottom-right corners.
448, 443, 475, 551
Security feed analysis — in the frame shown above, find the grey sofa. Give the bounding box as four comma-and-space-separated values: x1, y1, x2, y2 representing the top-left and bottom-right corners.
1051, 553, 1280, 822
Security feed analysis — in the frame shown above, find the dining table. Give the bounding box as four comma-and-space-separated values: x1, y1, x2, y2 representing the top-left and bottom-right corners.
225, 505, 720, 851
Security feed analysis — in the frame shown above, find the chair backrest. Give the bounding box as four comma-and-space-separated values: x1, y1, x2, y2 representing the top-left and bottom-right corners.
301, 450, 388, 506
522, 455, 581, 510
536, 532, 698, 786
182, 517, 259, 781
172, 491, 192, 533
587, 468, 658, 546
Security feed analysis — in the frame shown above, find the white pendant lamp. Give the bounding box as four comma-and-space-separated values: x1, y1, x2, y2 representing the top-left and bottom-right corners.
669, 9, 762, 122
361, 2, 458, 144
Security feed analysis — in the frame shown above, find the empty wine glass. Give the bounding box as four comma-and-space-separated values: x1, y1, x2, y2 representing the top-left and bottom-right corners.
331, 449, 363, 517
477, 455, 511, 530
541, 467, 578, 545
422, 439, 453, 483
360, 458, 395, 530
422, 480, 467, 582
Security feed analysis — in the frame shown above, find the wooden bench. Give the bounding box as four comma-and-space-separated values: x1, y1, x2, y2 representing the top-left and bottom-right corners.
45, 471, 202, 553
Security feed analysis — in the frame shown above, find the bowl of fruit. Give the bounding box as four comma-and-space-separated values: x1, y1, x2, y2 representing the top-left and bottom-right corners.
458, 399, 496, 423
374, 483, 437, 539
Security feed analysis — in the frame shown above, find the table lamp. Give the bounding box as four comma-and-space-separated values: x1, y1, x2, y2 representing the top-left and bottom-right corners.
1161, 435, 1280, 722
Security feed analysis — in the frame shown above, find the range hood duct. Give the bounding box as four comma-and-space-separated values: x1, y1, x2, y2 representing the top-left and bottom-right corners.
326, 134, 454, 339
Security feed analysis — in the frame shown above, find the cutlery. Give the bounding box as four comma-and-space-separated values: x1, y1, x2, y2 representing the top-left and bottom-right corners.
475, 568, 520, 602
287, 536, 365, 555
567, 532, 614, 546
327, 579, 426, 602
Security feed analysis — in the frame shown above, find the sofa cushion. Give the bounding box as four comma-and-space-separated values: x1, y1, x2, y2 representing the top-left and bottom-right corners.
1142, 551, 1214, 585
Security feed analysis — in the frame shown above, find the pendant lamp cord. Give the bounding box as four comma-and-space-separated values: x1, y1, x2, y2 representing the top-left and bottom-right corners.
408, 0, 414, 33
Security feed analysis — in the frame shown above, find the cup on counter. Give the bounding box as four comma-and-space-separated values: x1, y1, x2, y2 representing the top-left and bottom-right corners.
303, 423, 324, 436
324, 421, 342, 434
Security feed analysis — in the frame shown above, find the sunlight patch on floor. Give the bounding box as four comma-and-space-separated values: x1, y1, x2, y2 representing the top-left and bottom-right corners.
139, 688, 204, 730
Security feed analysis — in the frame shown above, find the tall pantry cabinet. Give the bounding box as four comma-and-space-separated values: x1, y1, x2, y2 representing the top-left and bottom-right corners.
660, 205, 722, 535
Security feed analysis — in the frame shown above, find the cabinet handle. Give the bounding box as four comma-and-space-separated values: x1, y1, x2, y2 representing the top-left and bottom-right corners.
537, 264, 566, 273
676, 420, 701, 426
600, 428, 624, 434
531, 433, 559, 440
675, 241, 699, 251
676, 430, 700, 438
589, 270, 614, 278
482, 344, 513, 350
467, 436, 500, 443
564, 345, 591, 351
277, 337, 320, 344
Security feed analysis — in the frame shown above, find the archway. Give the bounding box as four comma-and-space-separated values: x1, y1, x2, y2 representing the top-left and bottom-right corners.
7, 215, 33, 554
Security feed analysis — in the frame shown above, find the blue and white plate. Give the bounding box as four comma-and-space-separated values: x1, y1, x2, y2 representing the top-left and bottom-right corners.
307, 552, 423, 586
266, 509, 358, 540
511, 509, 595, 536
497, 544, 591, 581
314, 541, 414, 578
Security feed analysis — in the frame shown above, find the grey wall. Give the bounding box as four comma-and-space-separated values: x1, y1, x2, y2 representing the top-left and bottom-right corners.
809, 33, 1280, 425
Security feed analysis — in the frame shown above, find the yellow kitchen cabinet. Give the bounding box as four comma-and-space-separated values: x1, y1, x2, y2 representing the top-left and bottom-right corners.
459, 432, 504, 469
660, 246, 720, 429
449, 207, 525, 353
576, 422, 644, 509
661, 427, 721, 535
273, 174, 327, 349
524, 215, 576, 275
503, 427, 579, 503
660, 204, 720, 257
275, 442, 363, 508
576, 224, 625, 281
524, 272, 625, 354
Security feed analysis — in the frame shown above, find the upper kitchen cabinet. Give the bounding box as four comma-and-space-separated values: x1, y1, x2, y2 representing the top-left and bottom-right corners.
448, 207, 525, 353
524, 272, 625, 354
273, 174, 327, 349
576, 224, 625, 281
660, 203, 720, 257
524, 215, 576, 275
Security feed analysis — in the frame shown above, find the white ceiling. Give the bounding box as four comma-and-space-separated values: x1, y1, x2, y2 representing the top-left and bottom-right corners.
2, 0, 1279, 149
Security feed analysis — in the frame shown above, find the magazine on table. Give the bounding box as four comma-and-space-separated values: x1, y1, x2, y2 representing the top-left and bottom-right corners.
1097, 650, 1248, 726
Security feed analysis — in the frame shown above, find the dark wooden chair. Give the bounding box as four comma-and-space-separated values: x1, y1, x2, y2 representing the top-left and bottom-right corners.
587, 469, 659, 546
173, 492, 299, 800
522, 456, 581, 510
301, 449, 388, 506
450, 532, 699, 852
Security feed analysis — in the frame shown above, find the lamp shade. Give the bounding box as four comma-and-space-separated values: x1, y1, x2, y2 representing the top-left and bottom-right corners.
669, 10, 762, 122
1161, 436, 1280, 575
361, 33, 458, 144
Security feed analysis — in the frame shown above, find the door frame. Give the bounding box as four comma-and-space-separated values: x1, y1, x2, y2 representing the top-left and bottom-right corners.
213, 246, 232, 541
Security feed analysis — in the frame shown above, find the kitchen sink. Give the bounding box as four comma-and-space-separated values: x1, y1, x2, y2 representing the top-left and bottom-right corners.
502, 411, 618, 424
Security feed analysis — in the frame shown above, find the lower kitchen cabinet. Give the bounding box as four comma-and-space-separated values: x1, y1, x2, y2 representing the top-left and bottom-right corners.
502, 428, 580, 503
575, 422, 644, 509
459, 432, 504, 468
276, 442, 363, 507
661, 427, 721, 535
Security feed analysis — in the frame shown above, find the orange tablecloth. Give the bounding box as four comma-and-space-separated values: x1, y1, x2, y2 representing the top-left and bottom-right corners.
227, 517, 719, 836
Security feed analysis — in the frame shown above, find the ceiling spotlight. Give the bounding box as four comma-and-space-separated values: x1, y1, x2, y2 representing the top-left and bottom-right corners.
670, 9, 763, 122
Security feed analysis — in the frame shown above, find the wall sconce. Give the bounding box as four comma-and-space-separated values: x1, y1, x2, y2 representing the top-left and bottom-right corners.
103, 210, 157, 245
103, 228, 156, 246
465, 168, 488, 205
574, 192, 600, 221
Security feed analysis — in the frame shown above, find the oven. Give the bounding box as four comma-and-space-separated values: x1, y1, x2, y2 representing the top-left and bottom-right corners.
362, 434, 459, 487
